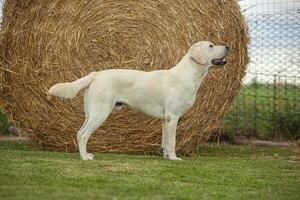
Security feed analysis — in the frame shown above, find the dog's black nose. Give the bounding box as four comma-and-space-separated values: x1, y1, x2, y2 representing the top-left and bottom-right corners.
226, 46, 229, 50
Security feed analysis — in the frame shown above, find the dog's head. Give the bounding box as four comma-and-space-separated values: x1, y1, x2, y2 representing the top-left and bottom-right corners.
189, 41, 229, 68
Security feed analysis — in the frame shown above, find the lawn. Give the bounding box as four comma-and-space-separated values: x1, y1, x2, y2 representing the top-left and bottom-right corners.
0, 141, 299, 200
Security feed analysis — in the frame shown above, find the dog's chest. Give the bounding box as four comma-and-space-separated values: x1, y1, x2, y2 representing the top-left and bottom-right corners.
169, 91, 196, 116
181, 96, 196, 113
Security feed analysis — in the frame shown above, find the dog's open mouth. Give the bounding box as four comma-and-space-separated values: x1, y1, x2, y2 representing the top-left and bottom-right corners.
212, 57, 227, 66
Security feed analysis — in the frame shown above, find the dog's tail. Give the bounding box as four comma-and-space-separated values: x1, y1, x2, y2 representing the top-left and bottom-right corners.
48, 72, 96, 99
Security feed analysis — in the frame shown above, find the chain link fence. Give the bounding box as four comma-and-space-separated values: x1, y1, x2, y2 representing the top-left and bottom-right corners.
224, 0, 300, 140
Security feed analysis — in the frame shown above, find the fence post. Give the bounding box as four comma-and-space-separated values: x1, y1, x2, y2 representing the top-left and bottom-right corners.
254, 75, 258, 136
273, 75, 277, 137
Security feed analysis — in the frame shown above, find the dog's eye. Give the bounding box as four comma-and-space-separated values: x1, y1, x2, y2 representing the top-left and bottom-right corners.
209, 45, 213, 48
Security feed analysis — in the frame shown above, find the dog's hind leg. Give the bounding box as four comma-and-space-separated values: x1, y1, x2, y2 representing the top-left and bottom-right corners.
77, 106, 113, 160
77, 89, 90, 134
76, 89, 91, 159
77, 89, 114, 160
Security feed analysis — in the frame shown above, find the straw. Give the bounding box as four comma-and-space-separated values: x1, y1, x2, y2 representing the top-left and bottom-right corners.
0, 0, 249, 154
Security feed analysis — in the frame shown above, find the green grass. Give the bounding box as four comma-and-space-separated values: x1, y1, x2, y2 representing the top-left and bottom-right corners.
0, 141, 299, 200
224, 84, 300, 139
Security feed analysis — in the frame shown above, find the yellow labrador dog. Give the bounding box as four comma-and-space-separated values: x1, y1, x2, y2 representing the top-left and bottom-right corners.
48, 41, 229, 161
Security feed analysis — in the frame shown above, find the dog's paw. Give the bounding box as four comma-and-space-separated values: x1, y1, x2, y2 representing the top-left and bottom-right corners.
81, 153, 94, 160
168, 157, 182, 161
165, 155, 182, 161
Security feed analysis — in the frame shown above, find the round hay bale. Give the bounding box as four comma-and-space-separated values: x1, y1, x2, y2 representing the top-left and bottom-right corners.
0, 0, 248, 154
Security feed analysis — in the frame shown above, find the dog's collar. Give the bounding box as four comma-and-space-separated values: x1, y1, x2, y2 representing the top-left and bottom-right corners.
190, 57, 208, 66
190, 57, 201, 64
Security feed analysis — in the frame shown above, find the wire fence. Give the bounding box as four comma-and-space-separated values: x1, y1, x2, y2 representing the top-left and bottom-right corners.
224, 0, 300, 140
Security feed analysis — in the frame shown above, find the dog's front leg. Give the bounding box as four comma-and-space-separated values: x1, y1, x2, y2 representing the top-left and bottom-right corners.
164, 116, 182, 161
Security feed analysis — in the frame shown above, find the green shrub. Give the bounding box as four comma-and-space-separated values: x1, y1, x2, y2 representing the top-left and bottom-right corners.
272, 112, 300, 140
224, 84, 300, 140
0, 109, 11, 135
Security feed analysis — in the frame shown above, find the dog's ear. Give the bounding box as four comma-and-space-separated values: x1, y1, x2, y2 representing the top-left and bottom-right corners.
190, 46, 207, 65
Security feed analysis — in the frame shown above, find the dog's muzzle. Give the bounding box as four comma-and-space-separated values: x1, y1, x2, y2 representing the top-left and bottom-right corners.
211, 57, 227, 66
211, 46, 229, 66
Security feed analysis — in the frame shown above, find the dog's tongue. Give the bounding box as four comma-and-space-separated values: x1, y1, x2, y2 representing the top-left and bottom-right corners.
212, 58, 227, 66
